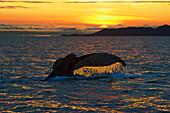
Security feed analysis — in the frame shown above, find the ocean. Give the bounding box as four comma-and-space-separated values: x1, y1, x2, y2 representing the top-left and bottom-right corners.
0, 36, 169, 112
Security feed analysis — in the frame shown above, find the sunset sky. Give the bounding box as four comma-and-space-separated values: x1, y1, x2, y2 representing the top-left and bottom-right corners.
0, 0, 170, 34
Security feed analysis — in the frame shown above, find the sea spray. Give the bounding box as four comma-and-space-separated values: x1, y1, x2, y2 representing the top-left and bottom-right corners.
73, 62, 126, 76
124, 67, 130, 75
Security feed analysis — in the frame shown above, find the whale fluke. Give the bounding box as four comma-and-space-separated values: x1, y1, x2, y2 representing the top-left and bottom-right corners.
44, 53, 126, 80
75, 53, 126, 69
44, 54, 76, 80
52, 58, 63, 70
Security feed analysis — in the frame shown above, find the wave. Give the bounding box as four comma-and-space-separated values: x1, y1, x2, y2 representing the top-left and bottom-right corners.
32, 65, 168, 81
33, 73, 167, 81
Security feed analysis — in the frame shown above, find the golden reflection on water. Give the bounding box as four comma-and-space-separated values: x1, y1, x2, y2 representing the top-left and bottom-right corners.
12, 84, 32, 89
74, 62, 125, 76
121, 96, 170, 112
1, 36, 169, 112
99, 76, 170, 112
1, 79, 169, 112
3, 99, 117, 112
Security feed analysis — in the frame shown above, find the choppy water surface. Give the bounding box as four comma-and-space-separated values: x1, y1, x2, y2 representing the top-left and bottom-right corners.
0, 36, 169, 112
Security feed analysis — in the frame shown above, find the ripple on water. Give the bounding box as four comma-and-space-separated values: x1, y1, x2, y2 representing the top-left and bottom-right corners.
0, 36, 169, 112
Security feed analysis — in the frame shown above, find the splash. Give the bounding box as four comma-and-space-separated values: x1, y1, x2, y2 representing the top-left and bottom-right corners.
33, 62, 166, 81
124, 67, 130, 75
73, 62, 126, 77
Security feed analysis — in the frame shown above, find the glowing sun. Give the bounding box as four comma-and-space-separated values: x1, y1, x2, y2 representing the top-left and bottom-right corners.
99, 25, 108, 28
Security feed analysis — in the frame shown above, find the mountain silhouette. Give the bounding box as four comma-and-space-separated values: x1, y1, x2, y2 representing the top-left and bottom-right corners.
64, 25, 170, 36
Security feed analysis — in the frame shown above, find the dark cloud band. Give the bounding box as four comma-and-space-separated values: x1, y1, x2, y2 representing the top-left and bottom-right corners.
0, 24, 78, 31
0, 6, 31, 9
0, 1, 54, 3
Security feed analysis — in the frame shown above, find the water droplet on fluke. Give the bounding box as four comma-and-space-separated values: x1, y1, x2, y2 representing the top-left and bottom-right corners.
73, 62, 127, 77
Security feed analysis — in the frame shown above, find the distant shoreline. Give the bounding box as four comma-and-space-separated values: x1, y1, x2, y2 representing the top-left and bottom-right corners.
63, 25, 170, 36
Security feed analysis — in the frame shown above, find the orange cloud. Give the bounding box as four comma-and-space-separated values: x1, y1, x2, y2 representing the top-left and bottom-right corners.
81, 14, 152, 26
64, 1, 170, 4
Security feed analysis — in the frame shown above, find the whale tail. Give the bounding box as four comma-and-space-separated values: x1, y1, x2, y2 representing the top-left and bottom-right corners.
52, 58, 63, 70
44, 53, 126, 81
44, 54, 77, 80
75, 53, 126, 69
